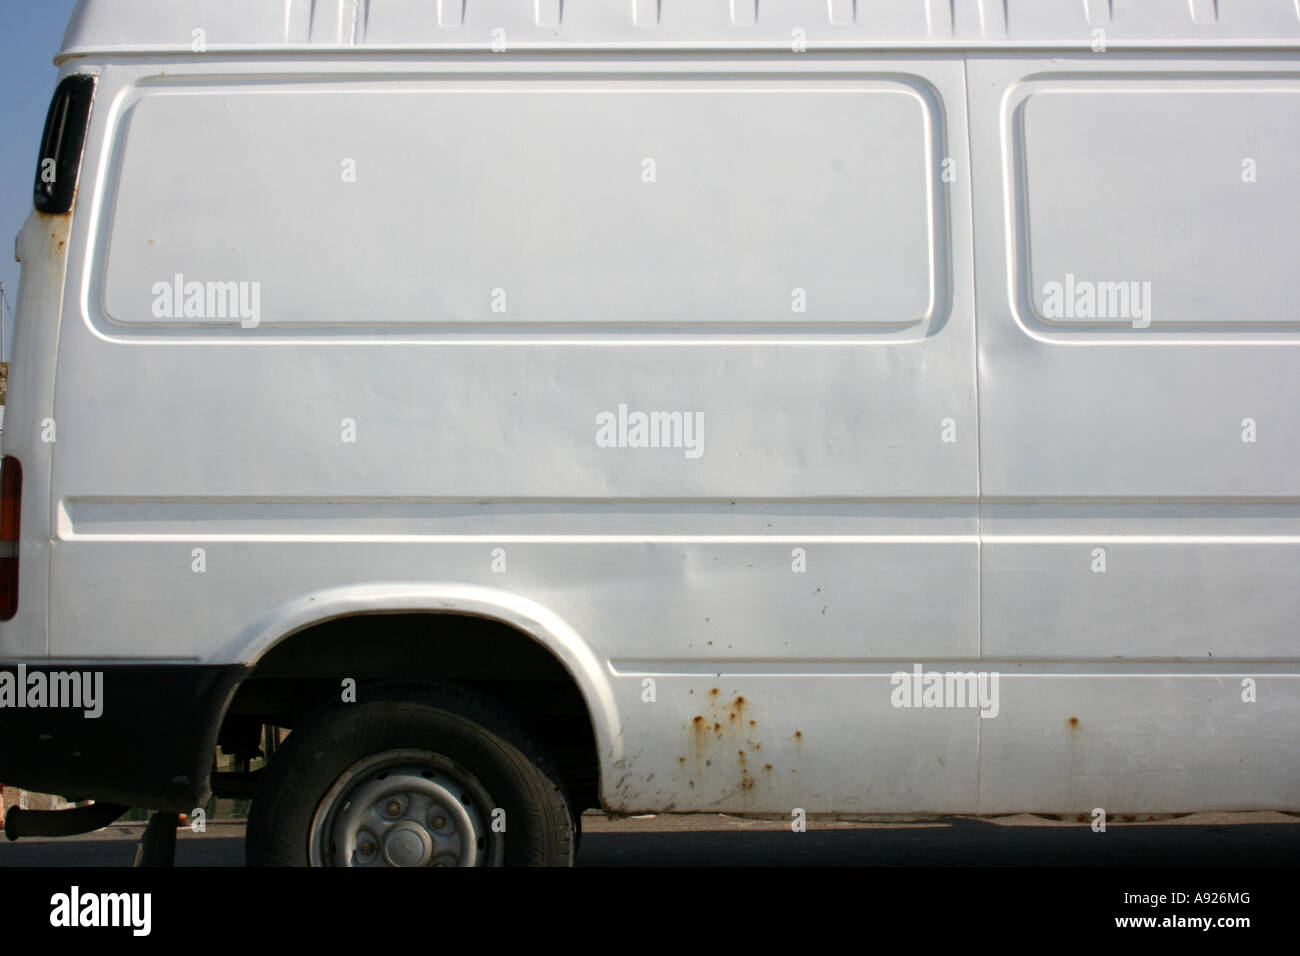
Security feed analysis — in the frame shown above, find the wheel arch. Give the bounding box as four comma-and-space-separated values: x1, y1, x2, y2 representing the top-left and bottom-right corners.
213, 582, 623, 785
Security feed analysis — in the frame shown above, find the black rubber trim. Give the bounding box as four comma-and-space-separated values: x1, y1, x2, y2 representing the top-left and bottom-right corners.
0, 663, 246, 810
33, 74, 96, 215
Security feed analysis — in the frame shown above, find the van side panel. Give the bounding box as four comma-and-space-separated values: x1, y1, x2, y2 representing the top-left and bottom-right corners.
2, 213, 67, 660
0, 66, 96, 659
50, 57, 981, 814
970, 54, 1300, 812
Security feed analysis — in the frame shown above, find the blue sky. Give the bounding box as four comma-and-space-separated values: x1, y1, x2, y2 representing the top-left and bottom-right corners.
0, 0, 80, 360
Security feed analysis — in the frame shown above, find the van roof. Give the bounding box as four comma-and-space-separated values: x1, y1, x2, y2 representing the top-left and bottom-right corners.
58, 0, 1300, 59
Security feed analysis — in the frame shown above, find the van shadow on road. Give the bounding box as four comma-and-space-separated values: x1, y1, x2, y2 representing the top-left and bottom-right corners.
0, 815, 1296, 867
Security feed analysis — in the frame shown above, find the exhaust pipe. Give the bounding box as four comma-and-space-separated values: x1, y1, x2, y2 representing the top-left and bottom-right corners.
4, 802, 128, 840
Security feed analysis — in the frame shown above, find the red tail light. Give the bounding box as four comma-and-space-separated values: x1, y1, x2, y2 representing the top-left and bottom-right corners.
0, 456, 22, 621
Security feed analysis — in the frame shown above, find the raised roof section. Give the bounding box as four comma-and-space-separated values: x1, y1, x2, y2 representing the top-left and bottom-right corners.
59, 0, 1300, 58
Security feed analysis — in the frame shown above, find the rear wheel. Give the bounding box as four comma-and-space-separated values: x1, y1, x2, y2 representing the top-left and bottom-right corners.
246, 682, 575, 867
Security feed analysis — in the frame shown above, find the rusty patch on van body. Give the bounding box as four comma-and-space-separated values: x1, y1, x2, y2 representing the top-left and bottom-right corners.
676, 688, 799, 809
34, 213, 73, 262
608, 686, 809, 812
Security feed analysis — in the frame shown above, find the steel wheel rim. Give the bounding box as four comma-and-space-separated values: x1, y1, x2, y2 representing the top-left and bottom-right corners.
308, 748, 503, 867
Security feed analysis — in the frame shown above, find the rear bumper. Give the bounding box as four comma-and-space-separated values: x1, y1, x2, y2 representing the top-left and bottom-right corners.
0, 663, 245, 810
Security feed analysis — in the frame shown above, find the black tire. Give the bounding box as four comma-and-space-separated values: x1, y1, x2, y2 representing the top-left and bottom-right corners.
246, 681, 575, 867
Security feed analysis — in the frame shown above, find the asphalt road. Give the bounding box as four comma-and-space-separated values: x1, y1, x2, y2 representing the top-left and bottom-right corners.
1, 810, 1296, 866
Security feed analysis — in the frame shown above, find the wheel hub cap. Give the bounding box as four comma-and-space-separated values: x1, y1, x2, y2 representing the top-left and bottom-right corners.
383, 821, 434, 867
308, 750, 503, 867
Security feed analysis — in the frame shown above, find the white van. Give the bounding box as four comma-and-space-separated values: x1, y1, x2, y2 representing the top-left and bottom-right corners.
1, 0, 1297, 866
